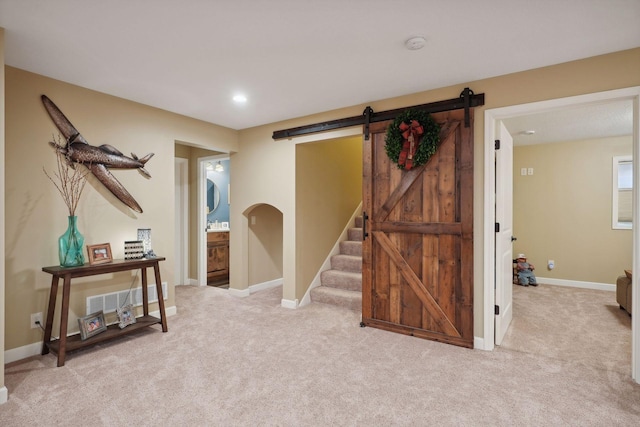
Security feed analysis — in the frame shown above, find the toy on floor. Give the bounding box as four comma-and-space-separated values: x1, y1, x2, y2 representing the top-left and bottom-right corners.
516, 253, 538, 287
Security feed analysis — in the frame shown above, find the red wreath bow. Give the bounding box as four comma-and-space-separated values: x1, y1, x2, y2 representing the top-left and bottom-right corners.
397, 120, 424, 170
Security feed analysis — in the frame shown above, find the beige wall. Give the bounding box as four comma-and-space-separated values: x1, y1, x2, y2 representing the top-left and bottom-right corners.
514, 136, 633, 283
247, 204, 283, 285
4, 66, 237, 351
231, 48, 640, 335
295, 136, 363, 297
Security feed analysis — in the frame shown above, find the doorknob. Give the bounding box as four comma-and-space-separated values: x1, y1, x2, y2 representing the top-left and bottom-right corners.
511, 236, 517, 242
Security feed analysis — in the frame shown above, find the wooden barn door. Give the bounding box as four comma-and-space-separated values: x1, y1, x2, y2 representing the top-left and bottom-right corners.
362, 108, 474, 348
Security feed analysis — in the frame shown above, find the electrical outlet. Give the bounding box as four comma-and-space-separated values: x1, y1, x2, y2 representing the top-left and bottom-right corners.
31, 312, 43, 329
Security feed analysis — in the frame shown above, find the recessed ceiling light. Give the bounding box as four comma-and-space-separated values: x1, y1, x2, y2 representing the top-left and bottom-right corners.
233, 94, 247, 103
405, 36, 426, 50
521, 130, 536, 135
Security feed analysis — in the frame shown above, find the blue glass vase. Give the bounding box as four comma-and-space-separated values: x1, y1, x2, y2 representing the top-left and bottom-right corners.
59, 216, 85, 267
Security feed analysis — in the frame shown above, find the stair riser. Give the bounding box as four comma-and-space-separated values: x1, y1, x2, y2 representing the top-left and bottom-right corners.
320, 270, 362, 292
331, 255, 362, 273
310, 287, 361, 312
339, 241, 362, 256
348, 228, 363, 241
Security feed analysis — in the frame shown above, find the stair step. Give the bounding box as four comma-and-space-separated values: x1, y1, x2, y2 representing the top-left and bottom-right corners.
339, 240, 362, 256
355, 216, 363, 228
347, 228, 363, 241
320, 270, 362, 292
310, 286, 361, 312
331, 254, 362, 273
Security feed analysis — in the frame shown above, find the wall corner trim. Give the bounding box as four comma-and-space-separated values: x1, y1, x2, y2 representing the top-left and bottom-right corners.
228, 287, 251, 298
0, 386, 8, 405
281, 299, 299, 309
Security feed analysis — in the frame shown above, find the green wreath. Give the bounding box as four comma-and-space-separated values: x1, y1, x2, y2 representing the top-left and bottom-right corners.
384, 109, 440, 170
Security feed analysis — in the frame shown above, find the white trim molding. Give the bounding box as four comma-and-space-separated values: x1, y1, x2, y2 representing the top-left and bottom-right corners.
281, 298, 299, 309
249, 278, 283, 293
0, 386, 7, 405
536, 278, 615, 292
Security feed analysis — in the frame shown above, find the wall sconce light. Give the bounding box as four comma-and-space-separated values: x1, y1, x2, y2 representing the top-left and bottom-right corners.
215, 161, 224, 172
206, 162, 214, 171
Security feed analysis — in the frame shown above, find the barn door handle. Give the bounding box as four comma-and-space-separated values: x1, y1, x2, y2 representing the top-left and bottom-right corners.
362, 212, 369, 241
511, 236, 517, 242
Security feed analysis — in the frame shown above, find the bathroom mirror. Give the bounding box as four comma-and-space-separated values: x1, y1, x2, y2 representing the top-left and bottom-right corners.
207, 179, 220, 213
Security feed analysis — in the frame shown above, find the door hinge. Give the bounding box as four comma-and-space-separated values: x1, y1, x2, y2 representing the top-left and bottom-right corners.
495, 222, 500, 232
495, 139, 500, 150
495, 305, 500, 315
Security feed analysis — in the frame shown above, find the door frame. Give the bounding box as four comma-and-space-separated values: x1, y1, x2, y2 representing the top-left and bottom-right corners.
175, 157, 189, 286
198, 154, 230, 286
483, 86, 640, 382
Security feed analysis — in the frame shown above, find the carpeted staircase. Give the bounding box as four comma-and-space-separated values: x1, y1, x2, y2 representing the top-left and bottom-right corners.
310, 216, 362, 311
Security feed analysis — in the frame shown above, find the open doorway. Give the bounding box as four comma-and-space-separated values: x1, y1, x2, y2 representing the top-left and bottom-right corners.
199, 155, 230, 287
500, 101, 633, 372
484, 87, 640, 381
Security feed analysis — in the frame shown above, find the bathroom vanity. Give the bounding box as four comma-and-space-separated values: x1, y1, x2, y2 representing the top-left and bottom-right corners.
207, 231, 229, 286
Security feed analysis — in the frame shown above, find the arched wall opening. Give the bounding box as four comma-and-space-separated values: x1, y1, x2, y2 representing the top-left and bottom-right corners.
244, 204, 284, 290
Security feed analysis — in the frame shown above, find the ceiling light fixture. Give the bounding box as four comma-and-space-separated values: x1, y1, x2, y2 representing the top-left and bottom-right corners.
233, 94, 247, 103
405, 36, 426, 51
521, 130, 536, 135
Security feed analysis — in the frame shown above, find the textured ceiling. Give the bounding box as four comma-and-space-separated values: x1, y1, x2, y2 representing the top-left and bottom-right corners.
1, 0, 639, 131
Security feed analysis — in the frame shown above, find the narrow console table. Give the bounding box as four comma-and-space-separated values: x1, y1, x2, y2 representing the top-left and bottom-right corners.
41, 257, 168, 367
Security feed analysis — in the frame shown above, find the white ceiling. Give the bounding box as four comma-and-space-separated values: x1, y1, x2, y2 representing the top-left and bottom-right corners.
1, 0, 639, 132
503, 99, 634, 146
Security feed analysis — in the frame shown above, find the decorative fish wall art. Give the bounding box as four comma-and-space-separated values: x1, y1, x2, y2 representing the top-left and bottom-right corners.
41, 95, 153, 213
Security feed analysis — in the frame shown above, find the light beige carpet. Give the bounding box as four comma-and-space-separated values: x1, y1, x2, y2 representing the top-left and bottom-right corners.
1, 284, 639, 426
500, 284, 632, 374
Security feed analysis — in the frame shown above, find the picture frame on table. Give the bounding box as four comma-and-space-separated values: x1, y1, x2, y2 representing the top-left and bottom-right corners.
78, 310, 107, 340
87, 243, 113, 265
116, 304, 137, 329
124, 240, 144, 260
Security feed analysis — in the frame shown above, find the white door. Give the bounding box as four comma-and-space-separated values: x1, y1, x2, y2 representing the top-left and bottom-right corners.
495, 121, 514, 345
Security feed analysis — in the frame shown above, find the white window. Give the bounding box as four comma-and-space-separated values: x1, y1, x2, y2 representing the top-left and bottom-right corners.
612, 156, 632, 229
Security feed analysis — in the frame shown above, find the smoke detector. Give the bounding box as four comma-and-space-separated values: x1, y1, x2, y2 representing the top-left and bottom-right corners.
405, 36, 426, 50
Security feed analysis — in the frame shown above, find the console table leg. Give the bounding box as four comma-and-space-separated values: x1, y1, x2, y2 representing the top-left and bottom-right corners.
141, 267, 149, 316
42, 276, 59, 355
153, 262, 168, 332
57, 275, 72, 367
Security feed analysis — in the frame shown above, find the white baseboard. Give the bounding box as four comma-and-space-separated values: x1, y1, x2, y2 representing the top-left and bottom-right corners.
228, 287, 251, 297
4, 341, 43, 365
228, 278, 283, 298
474, 336, 492, 351
249, 278, 283, 293
536, 277, 615, 292
281, 298, 299, 309
4, 305, 177, 365
150, 305, 177, 318
0, 386, 7, 405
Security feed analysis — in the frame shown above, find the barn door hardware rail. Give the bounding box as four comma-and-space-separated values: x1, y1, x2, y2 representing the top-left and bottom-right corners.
272, 87, 484, 140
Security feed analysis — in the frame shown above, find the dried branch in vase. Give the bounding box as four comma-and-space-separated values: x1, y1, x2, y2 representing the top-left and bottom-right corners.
44, 134, 89, 216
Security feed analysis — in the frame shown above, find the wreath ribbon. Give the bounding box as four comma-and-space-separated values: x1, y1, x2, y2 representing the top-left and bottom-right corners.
397, 120, 424, 170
